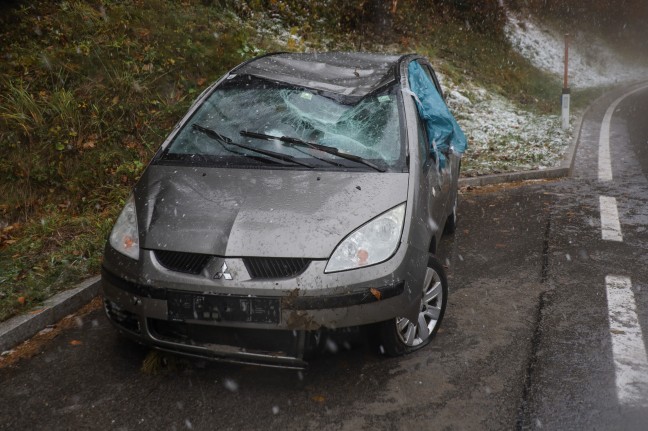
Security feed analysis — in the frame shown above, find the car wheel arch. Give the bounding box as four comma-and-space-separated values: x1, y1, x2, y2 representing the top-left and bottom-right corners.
428, 235, 437, 255
378, 253, 448, 356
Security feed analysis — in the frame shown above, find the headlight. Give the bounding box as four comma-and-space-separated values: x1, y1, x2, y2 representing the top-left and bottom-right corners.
109, 194, 140, 260
325, 203, 405, 273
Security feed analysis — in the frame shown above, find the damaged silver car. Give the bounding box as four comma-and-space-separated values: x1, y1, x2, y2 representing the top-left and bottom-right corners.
102, 52, 467, 368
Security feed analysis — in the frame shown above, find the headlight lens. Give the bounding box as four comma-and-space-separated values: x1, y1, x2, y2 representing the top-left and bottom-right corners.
109, 194, 140, 260
325, 203, 405, 273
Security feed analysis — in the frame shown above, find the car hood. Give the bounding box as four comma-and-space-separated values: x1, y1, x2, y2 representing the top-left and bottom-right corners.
136, 165, 409, 258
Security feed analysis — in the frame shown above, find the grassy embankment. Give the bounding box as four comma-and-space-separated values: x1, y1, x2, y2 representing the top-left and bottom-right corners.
0, 0, 583, 322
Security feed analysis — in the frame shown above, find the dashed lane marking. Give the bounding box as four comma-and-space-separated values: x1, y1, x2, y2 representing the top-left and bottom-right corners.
606, 275, 648, 407
600, 196, 623, 242
598, 84, 648, 182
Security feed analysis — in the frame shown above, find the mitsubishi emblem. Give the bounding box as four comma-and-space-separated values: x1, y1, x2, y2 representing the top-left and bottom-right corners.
214, 262, 233, 280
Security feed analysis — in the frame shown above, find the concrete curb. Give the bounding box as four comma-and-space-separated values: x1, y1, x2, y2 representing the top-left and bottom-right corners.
0, 92, 601, 353
0, 276, 101, 353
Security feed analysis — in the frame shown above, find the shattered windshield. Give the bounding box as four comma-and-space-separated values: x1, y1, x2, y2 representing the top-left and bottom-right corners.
158, 75, 405, 171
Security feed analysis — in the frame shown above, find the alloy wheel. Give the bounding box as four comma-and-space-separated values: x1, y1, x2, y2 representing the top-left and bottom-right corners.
395, 266, 444, 346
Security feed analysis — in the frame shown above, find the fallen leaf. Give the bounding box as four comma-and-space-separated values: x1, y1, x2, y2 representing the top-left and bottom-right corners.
370, 288, 381, 300
17, 296, 25, 305
0, 298, 102, 369
312, 395, 325, 403
495, 243, 506, 249
69, 340, 82, 346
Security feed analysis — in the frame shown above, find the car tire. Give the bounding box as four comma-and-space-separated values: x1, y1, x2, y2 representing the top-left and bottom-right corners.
378, 254, 448, 356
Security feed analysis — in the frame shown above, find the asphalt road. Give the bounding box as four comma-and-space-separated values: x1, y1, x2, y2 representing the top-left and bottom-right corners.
1, 84, 648, 430
521, 84, 648, 429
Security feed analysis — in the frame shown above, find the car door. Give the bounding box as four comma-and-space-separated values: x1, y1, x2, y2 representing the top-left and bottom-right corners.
420, 61, 454, 217
414, 108, 446, 235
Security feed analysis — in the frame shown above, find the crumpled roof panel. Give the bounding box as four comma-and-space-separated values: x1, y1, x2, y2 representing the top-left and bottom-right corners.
234, 52, 403, 100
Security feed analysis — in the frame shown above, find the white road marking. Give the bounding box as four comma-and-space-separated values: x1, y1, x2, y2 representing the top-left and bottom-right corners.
598, 84, 648, 182
599, 196, 623, 242
606, 275, 648, 406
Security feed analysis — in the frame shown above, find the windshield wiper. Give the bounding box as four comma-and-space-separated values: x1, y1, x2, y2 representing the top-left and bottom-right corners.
192, 124, 314, 168
240, 130, 385, 172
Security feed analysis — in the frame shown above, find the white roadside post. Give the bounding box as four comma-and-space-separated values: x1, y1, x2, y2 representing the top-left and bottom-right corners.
561, 34, 570, 130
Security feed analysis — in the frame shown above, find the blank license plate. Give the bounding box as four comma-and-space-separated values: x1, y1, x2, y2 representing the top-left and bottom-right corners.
167, 292, 280, 324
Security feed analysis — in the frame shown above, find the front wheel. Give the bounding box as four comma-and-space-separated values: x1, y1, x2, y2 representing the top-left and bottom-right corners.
378, 255, 448, 356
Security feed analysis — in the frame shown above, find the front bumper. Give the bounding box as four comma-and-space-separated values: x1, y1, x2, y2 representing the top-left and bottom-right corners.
102, 242, 428, 367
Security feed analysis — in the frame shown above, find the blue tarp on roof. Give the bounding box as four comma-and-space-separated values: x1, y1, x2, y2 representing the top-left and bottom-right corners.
407, 61, 467, 167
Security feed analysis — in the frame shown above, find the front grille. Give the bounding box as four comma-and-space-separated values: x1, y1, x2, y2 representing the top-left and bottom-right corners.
244, 257, 310, 279
154, 250, 212, 275
152, 251, 310, 279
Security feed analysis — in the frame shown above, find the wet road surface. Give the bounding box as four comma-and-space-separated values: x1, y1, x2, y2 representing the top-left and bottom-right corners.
0, 184, 549, 430
2, 84, 648, 430
521, 83, 648, 429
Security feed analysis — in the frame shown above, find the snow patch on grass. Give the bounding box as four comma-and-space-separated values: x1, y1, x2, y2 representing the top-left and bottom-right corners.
435, 11, 648, 177
439, 76, 572, 176
506, 14, 646, 88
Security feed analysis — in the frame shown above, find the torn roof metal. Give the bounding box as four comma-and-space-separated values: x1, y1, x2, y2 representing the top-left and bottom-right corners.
232, 52, 405, 101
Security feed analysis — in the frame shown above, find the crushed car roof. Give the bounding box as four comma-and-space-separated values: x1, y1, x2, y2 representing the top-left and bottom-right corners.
232, 52, 406, 100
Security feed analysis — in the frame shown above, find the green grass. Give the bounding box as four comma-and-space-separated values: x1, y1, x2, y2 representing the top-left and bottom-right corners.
0, 0, 281, 321
0, 0, 573, 322
571, 86, 612, 112
0, 210, 117, 320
